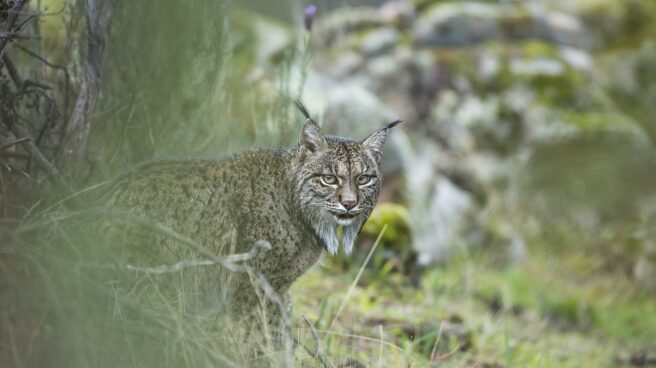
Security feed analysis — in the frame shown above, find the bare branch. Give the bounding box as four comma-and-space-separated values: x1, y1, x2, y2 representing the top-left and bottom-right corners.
0, 116, 59, 176
0, 137, 31, 150
14, 44, 68, 71
116, 241, 273, 275
0, 0, 30, 57
0, 31, 40, 40
296, 316, 334, 368
2, 54, 22, 90
125, 259, 215, 274
14, 4, 68, 31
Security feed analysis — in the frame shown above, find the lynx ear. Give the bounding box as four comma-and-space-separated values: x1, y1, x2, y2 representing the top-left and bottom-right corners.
362, 119, 403, 163
299, 119, 327, 155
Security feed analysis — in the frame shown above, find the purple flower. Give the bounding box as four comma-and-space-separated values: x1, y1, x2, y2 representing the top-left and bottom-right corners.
304, 4, 317, 32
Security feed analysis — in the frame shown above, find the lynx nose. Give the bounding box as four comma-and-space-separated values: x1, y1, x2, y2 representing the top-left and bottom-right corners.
340, 197, 357, 211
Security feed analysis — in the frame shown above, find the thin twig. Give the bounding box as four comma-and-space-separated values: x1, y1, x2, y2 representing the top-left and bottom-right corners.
293, 336, 332, 368
2, 163, 30, 178
0, 137, 31, 151
0, 31, 40, 40
23, 79, 52, 91
0, 43, 60, 178
301, 315, 335, 368
0, 118, 59, 176
119, 240, 273, 272
378, 324, 384, 366
124, 259, 216, 274
429, 322, 444, 362
2, 54, 22, 90
431, 342, 461, 361
15, 44, 68, 71
0, 0, 30, 56
52, 245, 271, 276
303, 315, 324, 356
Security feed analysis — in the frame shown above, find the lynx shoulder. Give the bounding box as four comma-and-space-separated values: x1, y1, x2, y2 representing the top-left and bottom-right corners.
100, 103, 402, 316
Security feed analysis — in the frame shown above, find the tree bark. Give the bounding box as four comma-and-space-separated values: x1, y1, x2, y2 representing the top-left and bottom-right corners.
58, 0, 115, 173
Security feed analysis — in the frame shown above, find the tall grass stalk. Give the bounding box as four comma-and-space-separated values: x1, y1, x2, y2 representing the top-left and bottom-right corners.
329, 224, 388, 330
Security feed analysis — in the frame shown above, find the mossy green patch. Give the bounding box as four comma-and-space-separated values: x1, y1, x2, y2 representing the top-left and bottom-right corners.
562, 111, 641, 134
361, 202, 412, 252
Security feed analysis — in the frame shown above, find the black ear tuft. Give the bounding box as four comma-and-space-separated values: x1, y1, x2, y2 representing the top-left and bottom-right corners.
384, 119, 403, 130
295, 100, 326, 157
294, 99, 312, 121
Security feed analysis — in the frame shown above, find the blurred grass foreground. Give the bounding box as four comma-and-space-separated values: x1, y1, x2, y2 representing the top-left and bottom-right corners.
2, 0, 656, 367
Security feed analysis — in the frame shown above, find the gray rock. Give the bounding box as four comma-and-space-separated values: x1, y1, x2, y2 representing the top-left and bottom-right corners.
302, 73, 398, 139
413, 2, 587, 48
312, 7, 386, 49
379, 0, 416, 27
532, 8, 589, 49
392, 133, 477, 263
327, 50, 365, 77
359, 28, 400, 57
559, 46, 593, 73
414, 2, 502, 47
509, 57, 564, 77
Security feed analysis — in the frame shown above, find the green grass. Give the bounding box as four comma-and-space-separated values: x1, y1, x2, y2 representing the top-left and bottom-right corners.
291, 244, 656, 367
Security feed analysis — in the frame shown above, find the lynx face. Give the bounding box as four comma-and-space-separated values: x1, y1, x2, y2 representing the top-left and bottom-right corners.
292, 118, 401, 255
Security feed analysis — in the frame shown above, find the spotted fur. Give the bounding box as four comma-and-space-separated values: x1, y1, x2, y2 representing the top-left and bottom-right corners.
100, 107, 401, 319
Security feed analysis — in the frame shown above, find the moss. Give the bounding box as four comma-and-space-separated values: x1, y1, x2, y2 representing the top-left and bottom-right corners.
577, 0, 656, 51
433, 41, 587, 107
518, 40, 560, 59
500, 42, 585, 105
412, 0, 439, 13
34, 0, 73, 67
597, 42, 656, 142
432, 47, 480, 84
562, 111, 641, 133
497, 9, 534, 38
531, 70, 585, 106
361, 202, 412, 252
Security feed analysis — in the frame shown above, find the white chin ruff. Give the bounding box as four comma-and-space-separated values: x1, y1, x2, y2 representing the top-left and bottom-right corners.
336, 217, 355, 226
315, 216, 361, 256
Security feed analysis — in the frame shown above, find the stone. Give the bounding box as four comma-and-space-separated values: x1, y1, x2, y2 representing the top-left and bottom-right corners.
359, 28, 400, 57
414, 2, 502, 47
413, 2, 587, 48
302, 73, 398, 139
379, 0, 416, 27
312, 7, 386, 49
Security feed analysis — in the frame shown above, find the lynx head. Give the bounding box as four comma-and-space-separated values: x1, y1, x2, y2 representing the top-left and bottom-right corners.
291, 101, 402, 255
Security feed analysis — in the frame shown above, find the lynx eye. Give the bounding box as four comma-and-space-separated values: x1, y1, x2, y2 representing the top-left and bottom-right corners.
320, 174, 338, 186
357, 175, 373, 186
